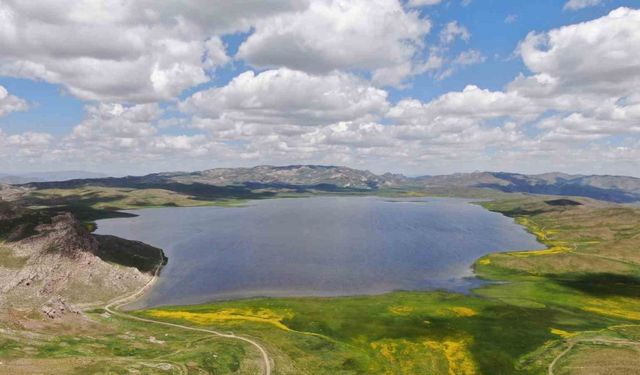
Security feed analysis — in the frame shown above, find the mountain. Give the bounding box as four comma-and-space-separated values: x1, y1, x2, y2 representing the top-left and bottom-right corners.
0, 201, 166, 317
456, 172, 640, 203
23, 165, 640, 203
0, 170, 109, 184
172, 165, 391, 190
408, 172, 640, 203
0, 183, 28, 201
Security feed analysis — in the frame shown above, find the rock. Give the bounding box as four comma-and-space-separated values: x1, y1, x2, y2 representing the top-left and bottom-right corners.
0, 208, 164, 315
149, 336, 165, 344
41, 297, 80, 319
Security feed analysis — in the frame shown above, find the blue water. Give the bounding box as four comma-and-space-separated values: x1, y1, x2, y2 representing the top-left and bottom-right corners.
95, 197, 543, 308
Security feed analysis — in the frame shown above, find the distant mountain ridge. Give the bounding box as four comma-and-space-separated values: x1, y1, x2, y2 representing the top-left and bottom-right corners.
0, 171, 109, 184
22, 165, 640, 203
415, 171, 640, 203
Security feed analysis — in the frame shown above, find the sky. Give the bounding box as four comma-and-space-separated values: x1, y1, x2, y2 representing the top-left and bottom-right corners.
0, 0, 639, 177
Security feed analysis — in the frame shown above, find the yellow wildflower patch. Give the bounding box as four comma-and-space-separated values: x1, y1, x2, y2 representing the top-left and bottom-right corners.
443, 340, 477, 375
147, 308, 294, 331
371, 337, 476, 375
550, 328, 576, 338
508, 246, 572, 257
425, 338, 478, 375
583, 297, 640, 321
517, 217, 553, 241
370, 339, 433, 375
389, 306, 414, 316
508, 217, 576, 256
449, 307, 477, 317
478, 258, 491, 265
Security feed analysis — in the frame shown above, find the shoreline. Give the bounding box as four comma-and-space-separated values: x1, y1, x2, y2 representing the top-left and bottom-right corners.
95, 195, 541, 309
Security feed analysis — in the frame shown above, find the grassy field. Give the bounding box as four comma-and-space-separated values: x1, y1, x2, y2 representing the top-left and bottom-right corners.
22, 186, 247, 224
131, 196, 640, 374
2, 194, 640, 374
0, 309, 265, 374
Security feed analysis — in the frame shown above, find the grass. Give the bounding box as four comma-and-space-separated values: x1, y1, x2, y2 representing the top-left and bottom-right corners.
3, 194, 640, 373
27, 186, 250, 209
0, 312, 262, 374
133, 290, 623, 374
21, 186, 248, 225
0, 244, 28, 268
132, 196, 640, 374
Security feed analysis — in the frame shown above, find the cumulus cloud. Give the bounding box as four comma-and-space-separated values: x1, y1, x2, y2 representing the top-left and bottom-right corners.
2, 5, 640, 176
507, 7, 640, 141
45, 103, 228, 170
0, 0, 307, 103
4, 131, 52, 148
68, 103, 161, 153
181, 68, 390, 127
453, 50, 486, 66
407, 0, 443, 6
519, 8, 640, 96
0, 128, 53, 162
236, 0, 431, 86
440, 21, 471, 44
0, 86, 28, 117
374, 8, 640, 171
389, 85, 539, 123
563, 0, 602, 11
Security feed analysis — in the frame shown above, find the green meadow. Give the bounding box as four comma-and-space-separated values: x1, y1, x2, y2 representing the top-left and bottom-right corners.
2, 194, 640, 374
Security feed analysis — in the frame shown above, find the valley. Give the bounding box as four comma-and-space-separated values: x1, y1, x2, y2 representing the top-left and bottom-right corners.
1, 166, 640, 374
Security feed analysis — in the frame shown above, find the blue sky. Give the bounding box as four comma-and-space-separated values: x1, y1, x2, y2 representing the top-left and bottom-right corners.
0, 0, 639, 176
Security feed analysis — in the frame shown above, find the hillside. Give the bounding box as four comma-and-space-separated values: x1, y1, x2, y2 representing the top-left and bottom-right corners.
0, 183, 28, 201
0, 171, 109, 184
0, 202, 166, 319
22, 165, 640, 203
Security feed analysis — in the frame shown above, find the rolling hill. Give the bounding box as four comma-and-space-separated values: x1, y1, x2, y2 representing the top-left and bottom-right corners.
18, 165, 640, 203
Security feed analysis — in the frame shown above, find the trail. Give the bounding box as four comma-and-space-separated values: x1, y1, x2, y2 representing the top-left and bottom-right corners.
548, 337, 640, 375
100, 262, 272, 375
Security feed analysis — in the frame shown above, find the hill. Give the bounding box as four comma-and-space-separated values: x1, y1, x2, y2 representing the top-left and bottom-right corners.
0, 201, 166, 318
22, 165, 640, 203
0, 171, 109, 184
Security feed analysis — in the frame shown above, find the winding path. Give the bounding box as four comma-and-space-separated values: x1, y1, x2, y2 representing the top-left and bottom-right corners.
102, 263, 272, 375
548, 337, 640, 375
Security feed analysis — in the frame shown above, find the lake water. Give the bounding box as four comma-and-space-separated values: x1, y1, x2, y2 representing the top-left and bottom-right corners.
95, 197, 544, 308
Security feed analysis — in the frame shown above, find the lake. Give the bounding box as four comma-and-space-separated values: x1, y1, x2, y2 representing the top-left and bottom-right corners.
95, 197, 544, 308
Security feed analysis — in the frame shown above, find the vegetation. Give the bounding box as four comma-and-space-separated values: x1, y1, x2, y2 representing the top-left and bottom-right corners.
94, 235, 168, 274
22, 186, 248, 225
132, 196, 640, 374
0, 310, 263, 374
2, 193, 640, 373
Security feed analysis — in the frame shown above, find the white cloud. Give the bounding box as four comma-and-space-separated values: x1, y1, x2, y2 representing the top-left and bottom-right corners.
0, 0, 307, 103
69, 103, 161, 148
407, 0, 442, 6
0, 128, 53, 160
2, 5, 640, 176
5, 131, 52, 148
0, 86, 28, 117
519, 7, 640, 96
506, 7, 640, 142
236, 0, 432, 86
440, 21, 471, 44
453, 50, 486, 65
504, 14, 517, 24
181, 68, 390, 127
563, 0, 602, 11
389, 85, 539, 123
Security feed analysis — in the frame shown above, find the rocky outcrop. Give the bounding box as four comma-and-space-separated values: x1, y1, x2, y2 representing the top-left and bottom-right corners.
0, 183, 28, 201
0, 206, 165, 318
